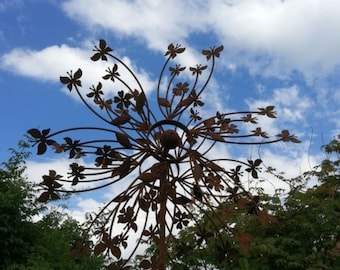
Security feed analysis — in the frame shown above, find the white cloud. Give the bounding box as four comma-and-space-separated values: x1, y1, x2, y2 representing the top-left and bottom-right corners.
26, 157, 71, 184
62, 0, 210, 51
1, 45, 89, 81
245, 85, 313, 136
0, 43, 156, 99
257, 145, 322, 191
65, 197, 104, 223
210, 0, 340, 80
26, 155, 115, 192
61, 0, 340, 80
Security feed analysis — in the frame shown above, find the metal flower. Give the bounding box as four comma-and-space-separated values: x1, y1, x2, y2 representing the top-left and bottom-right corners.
28, 39, 300, 269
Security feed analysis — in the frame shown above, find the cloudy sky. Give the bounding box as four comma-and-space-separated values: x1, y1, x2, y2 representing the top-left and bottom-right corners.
1, 0, 340, 224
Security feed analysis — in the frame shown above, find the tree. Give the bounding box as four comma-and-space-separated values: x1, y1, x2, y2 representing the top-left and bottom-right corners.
20, 210, 105, 270
0, 142, 41, 268
142, 136, 340, 269
0, 142, 105, 269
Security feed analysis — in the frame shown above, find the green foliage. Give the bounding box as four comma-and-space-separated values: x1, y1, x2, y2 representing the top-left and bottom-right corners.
0, 142, 105, 270
0, 142, 40, 268
138, 136, 340, 269
248, 136, 340, 270
12, 212, 105, 270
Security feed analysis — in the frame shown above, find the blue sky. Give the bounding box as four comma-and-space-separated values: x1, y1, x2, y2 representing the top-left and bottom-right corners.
1, 0, 340, 223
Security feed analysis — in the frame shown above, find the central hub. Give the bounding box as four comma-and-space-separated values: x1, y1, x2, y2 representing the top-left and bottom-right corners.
149, 120, 193, 162
160, 129, 181, 149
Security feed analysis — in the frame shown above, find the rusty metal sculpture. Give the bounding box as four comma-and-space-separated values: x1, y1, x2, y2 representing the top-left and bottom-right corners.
28, 40, 300, 269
